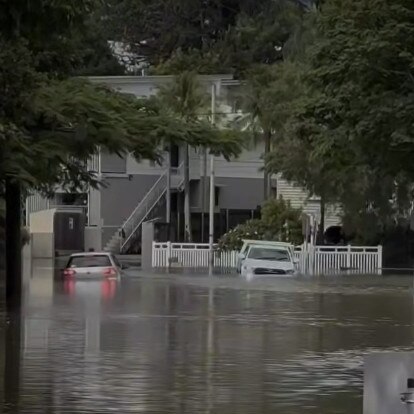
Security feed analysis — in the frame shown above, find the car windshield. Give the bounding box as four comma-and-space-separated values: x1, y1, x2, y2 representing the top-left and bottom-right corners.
67, 255, 112, 268
247, 247, 290, 262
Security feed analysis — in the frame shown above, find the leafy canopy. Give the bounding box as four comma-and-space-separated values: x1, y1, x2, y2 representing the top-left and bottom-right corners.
266, 0, 414, 242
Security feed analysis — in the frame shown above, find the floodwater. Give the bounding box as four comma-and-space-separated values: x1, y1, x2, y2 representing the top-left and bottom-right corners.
2, 260, 414, 413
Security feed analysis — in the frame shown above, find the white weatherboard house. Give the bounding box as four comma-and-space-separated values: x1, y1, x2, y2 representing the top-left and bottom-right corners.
26, 75, 340, 254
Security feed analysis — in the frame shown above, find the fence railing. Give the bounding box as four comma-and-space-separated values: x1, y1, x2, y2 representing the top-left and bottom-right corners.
152, 242, 383, 274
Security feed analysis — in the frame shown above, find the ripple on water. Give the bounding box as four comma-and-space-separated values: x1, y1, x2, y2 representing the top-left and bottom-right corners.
2, 272, 414, 413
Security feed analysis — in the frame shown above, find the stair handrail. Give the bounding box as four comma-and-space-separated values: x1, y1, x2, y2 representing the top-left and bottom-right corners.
121, 171, 167, 235
121, 180, 167, 251
121, 172, 166, 229
118, 161, 185, 252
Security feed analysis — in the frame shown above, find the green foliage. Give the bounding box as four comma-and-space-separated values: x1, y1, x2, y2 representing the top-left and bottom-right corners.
0, 4, 241, 196
261, 197, 303, 243
107, 0, 305, 76
218, 197, 303, 251
217, 219, 268, 251
263, 0, 414, 243
156, 71, 244, 158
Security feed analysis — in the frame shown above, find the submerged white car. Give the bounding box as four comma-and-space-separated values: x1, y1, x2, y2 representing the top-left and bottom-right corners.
237, 240, 296, 273
240, 245, 297, 278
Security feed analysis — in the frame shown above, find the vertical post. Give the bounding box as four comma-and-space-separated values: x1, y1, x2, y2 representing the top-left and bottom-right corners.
166, 144, 171, 226
209, 155, 215, 275
377, 245, 383, 274
166, 241, 171, 270
209, 83, 216, 275
201, 148, 207, 242
346, 245, 351, 269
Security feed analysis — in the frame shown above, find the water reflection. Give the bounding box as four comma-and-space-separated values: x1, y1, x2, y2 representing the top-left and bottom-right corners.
2, 266, 414, 413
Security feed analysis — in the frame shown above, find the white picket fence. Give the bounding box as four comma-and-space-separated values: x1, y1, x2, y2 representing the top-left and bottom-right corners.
152, 242, 383, 275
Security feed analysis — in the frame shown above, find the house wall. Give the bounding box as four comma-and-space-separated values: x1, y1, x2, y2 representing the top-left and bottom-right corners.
86, 75, 341, 247
101, 152, 126, 173
100, 174, 160, 245
189, 177, 265, 211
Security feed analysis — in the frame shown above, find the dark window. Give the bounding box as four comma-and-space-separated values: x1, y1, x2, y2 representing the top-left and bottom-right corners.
67, 255, 112, 268
55, 193, 87, 206
171, 145, 179, 168
247, 247, 290, 262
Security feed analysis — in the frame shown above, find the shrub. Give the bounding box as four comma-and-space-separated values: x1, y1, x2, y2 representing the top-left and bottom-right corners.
218, 197, 303, 251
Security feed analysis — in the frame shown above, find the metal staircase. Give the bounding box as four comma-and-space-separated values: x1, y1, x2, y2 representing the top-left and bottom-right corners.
104, 165, 183, 254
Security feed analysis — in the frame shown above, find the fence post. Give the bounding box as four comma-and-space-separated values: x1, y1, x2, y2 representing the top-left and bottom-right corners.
377, 245, 383, 273
346, 245, 351, 269
166, 241, 171, 269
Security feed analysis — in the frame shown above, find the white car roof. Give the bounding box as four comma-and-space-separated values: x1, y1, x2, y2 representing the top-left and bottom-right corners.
248, 244, 290, 251
242, 240, 294, 249
70, 252, 112, 257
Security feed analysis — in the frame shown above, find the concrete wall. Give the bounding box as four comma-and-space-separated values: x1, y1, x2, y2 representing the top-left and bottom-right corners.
84, 227, 102, 252
31, 233, 54, 259
30, 209, 56, 233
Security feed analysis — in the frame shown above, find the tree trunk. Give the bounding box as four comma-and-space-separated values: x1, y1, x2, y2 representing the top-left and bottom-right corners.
263, 130, 272, 200
317, 195, 326, 245
4, 310, 21, 407
183, 144, 192, 242
5, 178, 22, 310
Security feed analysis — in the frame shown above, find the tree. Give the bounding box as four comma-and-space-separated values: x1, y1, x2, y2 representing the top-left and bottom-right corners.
156, 71, 243, 241
157, 72, 207, 241
105, 0, 305, 76
0, 1, 243, 306
266, 0, 414, 243
233, 61, 302, 200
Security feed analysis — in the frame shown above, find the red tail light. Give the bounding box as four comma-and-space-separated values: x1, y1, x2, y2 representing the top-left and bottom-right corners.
103, 267, 117, 276
63, 268, 76, 277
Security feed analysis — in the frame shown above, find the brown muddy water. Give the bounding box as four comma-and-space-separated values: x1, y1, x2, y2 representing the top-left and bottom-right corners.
2, 259, 414, 413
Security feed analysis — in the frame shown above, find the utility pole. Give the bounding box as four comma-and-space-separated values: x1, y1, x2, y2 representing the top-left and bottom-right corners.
166, 144, 171, 227
201, 148, 207, 242
208, 83, 216, 275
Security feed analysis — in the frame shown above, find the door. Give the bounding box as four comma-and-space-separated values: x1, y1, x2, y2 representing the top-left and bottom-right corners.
54, 211, 85, 253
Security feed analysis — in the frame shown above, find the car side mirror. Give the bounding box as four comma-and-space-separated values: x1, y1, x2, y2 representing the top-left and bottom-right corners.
238, 253, 246, 260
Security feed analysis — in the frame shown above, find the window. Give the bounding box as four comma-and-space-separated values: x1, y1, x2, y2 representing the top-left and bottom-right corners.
67, 255, 112, 268
247, 247, 290, 262
215, 187, 220, 207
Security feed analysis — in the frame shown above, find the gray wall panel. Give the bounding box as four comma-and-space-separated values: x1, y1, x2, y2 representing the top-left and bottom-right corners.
84, 227, 102, 251
217, 177, 264, 210
190, 178, 264, 211
101, 152, 126, 173
101, 175, 160, 227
